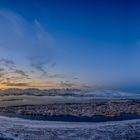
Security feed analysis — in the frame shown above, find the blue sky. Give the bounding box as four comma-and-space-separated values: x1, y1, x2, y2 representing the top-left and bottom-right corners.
0, 0, 140, 90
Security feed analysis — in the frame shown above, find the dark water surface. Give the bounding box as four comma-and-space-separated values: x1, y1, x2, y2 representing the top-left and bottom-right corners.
0, 112, 140, 122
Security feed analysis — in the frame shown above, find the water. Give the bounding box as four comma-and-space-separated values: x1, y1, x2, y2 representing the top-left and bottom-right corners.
1, 112, 140, 122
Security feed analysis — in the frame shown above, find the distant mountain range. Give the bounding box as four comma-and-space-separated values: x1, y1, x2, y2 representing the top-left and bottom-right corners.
0, 88, 82, 96
84, 90, 140, 99
0, 88, 140, 99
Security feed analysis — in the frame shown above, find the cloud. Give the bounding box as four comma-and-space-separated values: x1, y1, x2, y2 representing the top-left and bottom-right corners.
0, 68, 4, 72
0, 58, 30, 87
29, 55, 51, 76
0, 10, 61, 77
48, 74, 66, 79
73, 77, 79, 80
59, 81, 77, 88
0, 10, 30, 51
0, 59, 15, 70
0, 68, 6, 83
30, 58, 67, 79
0, 9, 55, 67
4, 82, 29, 87
29, 55, 66, 79
34, 19, 54, 48
30, 60, 47, 75
0, 58, 28, 76
0, 9, 79, 89
14, 70, 28, 77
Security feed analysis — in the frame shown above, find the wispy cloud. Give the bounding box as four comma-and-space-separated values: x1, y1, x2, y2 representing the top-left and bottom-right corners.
4, 82, 29, 87
0, 59, 15, 70
14, 69, 29, 77
0, 10, 57, 77
0, 58, 31, 87
0, 9, 81, 89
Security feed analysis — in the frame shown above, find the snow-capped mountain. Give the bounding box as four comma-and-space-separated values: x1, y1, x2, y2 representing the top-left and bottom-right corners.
83, 90, 140, 99
0, 88, 140, 99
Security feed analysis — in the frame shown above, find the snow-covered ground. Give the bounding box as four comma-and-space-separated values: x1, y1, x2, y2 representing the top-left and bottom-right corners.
0, 116, 140, 140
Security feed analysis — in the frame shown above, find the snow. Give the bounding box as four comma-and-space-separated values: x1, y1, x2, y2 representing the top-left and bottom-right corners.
84, 90, 140, 99
0, 116, 140, 139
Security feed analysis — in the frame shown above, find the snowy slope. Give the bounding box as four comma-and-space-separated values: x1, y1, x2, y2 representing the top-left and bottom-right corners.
0, 116, 140, 140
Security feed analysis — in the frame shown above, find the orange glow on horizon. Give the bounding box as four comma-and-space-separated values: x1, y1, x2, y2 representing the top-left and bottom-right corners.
0, 82, 84, 90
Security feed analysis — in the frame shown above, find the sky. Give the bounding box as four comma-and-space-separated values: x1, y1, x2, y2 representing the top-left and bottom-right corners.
0, 0, 140, 90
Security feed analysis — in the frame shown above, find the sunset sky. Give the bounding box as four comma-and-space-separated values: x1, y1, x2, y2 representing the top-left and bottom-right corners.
0, 0, 140, 90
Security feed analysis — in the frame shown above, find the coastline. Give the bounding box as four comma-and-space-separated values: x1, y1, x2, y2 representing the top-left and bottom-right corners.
0, 115, 140, 128
0, 112, 140, 123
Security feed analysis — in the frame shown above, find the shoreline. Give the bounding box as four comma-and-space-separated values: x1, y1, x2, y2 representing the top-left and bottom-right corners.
0, 112, 140, 123
0, 115, 140, 128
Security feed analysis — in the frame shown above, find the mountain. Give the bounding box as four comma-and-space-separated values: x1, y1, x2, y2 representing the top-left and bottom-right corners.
0, 88, 140, 99
83, 90, 140, 99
